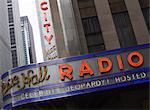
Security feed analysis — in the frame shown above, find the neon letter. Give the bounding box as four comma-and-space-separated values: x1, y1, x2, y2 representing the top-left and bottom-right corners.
128, 52, 143, 67
79, 60, 94, 77
59, 64, 73, 81
40, 2, 48, 10
98, 57, 112, 73
43, 23, 51, 33
117, 54, 124, 70
44, 13, 48, 21
44, 35, 53, 44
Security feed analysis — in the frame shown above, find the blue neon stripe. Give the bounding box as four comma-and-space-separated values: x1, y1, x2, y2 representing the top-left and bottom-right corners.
3, 103, 12, 109
11, 64, 37, 75
13, 97, 40, 107
39, 67, 150, 90
9, 67, 150, 96
95, 43, 150, 57
4, 78, 149, 109
1, 43, 150, 79
2, 43, 150, 109
2, 67, 149, 100
3, 94, 11, 101
1, 64, 37, 79
3, 68, 150, 100
1, 72, 9, 79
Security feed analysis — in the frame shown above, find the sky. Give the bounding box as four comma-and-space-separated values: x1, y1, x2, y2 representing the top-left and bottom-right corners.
18, 0, 43, 63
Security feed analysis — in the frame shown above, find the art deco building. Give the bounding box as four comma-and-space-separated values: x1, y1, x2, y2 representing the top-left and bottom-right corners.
2, 0, 149, 109
35, 0, 150, 109
36, 0, 149, 61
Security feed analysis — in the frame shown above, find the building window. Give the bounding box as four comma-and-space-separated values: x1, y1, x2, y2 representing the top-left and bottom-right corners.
82, 17, 101, 34
7, 4, 12, 7
109, 0, 137, 48
78, 0, 97, 18
109, 0, 127, 13
11, 50, 18, 68
8, 8, 14, 23
10, 34, 16, 45
7, 0, 12, 3
11, 46, 16, 49
139, 0, 150, 32
82, 16, 105, 53
29, 47, 33, 63
9, 24, 14, 27
10, 28, 16, 45
77, 0, 105, 53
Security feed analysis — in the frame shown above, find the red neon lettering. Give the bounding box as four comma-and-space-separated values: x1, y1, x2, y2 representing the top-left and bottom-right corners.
59, 64, 73, 81
44, 13, 48, 21
40, 2, 48, 10
44, 23, 51, 33
98, 57, 112, 73
79, 60, 94, 77
128, 52, 143, 67
44, 35, 53, 44
117, 54, 124, 70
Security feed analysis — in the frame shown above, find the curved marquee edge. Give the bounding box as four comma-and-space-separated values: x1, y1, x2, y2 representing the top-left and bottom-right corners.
1, 43, 150, 79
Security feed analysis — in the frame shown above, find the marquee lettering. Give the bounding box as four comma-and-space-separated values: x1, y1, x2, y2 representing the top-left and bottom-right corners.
59, 64, 73, 81
43, 23, 51, 33
44, 35, 53, 44
2, 76, 19, 94
98, 57, 112, 73
128, 52, 144, 67
44, 12, 48, 21
117, 54, 124, 70
79, 60, 94, 77
2, 51, 144, 94
40, 2, 48, 10
58, 51, 144, 81
2, 66, 50, 94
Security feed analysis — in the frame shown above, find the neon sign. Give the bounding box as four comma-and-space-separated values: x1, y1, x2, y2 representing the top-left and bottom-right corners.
1, 51, 145, 95
37, 0, 58, 60
2, 43, 150, 109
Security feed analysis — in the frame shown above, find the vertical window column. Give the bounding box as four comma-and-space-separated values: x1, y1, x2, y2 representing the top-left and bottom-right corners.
7, 0, 12, 3
139, 0, 150, 33
94, 0, 120, 50
78, 0, 105, 53
11, 50, 18, 68
72, 0, 89, 54
9, 28, 16, 45
82, 16, 105, 53
8, 8, 14, 23
109, 0, 137, 48
124, 0, 149, 44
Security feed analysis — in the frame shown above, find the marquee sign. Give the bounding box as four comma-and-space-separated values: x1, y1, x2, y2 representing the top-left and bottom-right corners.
2, 44, 150, 109
36, 0, 58, 60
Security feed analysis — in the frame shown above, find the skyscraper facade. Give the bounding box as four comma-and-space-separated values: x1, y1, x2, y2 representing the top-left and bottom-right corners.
0, 0, 26, 108
7, 0, 26, 68
0, 0, 12, 108
21, 16, 37, 65
0, 0, 12, 74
